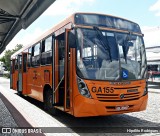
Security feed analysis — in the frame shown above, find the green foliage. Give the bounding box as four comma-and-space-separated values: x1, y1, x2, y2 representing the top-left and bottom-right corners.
0, 56, 5, 63
13, 44, 23, 52
0, 44, 23, 71
3, 73, 10, 78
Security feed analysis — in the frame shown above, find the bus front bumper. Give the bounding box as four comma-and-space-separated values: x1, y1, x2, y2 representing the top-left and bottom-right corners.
73, 94, 148, 117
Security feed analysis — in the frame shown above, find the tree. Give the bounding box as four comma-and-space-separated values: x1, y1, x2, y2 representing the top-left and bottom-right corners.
0, 44, 23, 71
0, 56, 5, 64
4, 50, 12, 70
13, 44, 23, 52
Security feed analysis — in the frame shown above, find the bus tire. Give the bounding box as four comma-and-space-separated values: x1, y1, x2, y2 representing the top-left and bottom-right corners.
44, 89, 57, 115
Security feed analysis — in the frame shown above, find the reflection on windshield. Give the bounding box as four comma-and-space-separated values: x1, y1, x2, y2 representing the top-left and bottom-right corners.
117, 33, 147, 79
93, 26, 112, 62
76, 28, 147, 81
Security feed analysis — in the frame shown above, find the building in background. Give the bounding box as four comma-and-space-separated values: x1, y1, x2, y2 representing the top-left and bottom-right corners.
146, 46, 160, 78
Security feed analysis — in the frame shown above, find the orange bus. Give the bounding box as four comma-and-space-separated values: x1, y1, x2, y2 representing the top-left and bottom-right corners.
10, 13, 148, 117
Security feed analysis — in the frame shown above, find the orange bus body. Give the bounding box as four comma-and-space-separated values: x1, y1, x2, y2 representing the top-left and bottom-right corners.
10, 12, 148, 117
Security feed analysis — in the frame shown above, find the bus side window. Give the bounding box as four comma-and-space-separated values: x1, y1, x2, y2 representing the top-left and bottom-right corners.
57, 34, 65, 79
10, 60, 14, 74
23, 54, 27, 72
32, 43, 40, 67
15, 56, 18, 70
19, 55, 22, 70
41, 36, 52, 65
28, 48, 32, 67
12, 60, 15, 73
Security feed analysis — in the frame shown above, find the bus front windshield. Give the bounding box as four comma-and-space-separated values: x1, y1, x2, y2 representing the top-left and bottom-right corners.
76, 28, 147, 81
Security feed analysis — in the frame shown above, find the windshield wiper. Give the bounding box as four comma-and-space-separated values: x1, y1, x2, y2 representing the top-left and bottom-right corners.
122, 41, 128, 63
93, 26, 112, 61
122, 33, 132, 63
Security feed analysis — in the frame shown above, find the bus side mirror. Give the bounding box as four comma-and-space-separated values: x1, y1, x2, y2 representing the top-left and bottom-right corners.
68, 31, 76, 48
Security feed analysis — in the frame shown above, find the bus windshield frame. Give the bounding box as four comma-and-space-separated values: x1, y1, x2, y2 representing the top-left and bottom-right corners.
76, 27, 147, 81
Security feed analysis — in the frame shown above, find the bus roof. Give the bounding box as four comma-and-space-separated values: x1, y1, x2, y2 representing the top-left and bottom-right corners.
11, 12, 141, 58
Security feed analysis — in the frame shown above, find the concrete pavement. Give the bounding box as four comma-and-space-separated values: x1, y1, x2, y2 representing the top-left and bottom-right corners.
0, 77, 76, 136
0, 92, 42, 136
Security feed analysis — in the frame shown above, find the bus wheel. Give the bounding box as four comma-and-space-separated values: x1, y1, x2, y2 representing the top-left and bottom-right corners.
44, 89, 57, 115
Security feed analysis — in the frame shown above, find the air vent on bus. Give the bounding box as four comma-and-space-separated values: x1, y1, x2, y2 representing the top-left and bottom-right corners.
96, 92, 141, 102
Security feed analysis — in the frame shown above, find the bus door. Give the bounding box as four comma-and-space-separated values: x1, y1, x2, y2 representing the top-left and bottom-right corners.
64, 29, 73, 111
22, 53, 27, 94
17, 54, 22, 93
54, 31, 71, 112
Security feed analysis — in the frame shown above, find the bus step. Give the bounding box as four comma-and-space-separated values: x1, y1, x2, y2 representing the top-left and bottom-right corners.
54, 106, 64, 111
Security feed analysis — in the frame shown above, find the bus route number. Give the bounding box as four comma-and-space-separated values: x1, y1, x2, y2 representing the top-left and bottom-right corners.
91, 87, 114, 94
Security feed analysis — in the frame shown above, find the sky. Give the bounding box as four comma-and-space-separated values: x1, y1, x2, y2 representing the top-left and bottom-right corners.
4, 0, 160, 54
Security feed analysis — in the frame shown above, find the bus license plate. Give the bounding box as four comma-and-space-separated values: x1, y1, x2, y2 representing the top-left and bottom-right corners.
115, 105, 129, 111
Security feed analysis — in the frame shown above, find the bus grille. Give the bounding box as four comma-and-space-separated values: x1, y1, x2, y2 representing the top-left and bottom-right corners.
96, 92, 140, 102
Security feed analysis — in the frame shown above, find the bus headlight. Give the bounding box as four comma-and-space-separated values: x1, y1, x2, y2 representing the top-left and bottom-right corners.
77, 77, 92, 98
